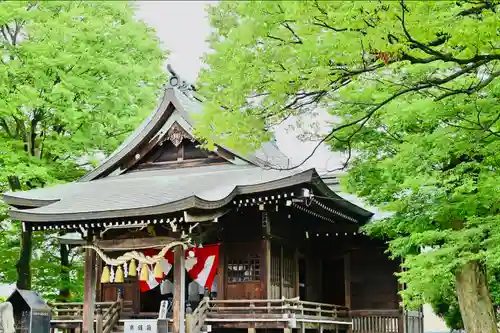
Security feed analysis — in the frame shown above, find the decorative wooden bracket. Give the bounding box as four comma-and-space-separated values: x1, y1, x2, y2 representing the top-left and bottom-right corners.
165, 122, 195, 147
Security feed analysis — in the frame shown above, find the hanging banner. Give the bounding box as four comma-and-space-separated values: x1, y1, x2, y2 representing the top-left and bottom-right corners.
186, 244, 219, 290
140, 244, 219, 292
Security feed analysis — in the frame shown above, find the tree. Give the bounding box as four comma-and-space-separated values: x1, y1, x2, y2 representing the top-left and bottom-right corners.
0, 0, 167, 297
197, 1, 500, 332
0, 221, 85, 301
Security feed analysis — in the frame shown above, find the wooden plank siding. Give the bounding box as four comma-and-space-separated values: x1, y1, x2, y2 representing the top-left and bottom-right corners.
350, 247, 400, 310
269, 242, 297, 299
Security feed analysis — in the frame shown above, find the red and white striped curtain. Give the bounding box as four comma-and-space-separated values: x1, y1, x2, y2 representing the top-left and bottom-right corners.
140, 244, 219, 292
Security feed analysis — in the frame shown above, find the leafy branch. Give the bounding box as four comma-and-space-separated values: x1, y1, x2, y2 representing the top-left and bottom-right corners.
260, 1, 500, 171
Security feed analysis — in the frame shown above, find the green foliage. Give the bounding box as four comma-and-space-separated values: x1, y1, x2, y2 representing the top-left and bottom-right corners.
198, 1, 499, 153
199, 0, 500, 328
0, 1, 167, 300
0, 222, 84, 300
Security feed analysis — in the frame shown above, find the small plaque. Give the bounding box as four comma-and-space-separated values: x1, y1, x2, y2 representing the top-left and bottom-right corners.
158, 300, 168, 319
124, 320, 157, 333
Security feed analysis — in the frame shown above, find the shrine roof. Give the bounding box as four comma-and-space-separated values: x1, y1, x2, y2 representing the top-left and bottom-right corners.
4, 165, 371, 222
3, 67, 373, 225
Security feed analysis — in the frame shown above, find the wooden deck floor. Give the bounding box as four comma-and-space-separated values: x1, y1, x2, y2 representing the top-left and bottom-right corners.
49, 299, 417, 333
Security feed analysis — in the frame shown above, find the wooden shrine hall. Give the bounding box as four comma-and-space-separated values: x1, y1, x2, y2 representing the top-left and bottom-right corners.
3, 69, 423, 333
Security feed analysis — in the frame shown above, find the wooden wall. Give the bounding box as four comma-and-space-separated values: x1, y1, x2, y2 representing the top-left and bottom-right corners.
349, 245, 400, 310
304, 253, 322, 302
220, 209, 266, 300
219, 205, 401, 311
269, 242, 298, 299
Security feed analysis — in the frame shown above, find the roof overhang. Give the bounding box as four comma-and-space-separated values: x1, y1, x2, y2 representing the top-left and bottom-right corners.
5, 168, 372, 225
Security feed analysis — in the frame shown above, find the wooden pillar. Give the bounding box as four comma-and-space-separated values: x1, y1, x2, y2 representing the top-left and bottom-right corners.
82, 243, 97, 333
95, 257, 102, 303
216, 243, 225, 300
173, 245, 186, 333
344, 251, 352, 333
134, 273, 141, 313
344, 252, 351, 308
294, 249, 300, 297
261, 211, 271, 299
262, 238, 271, 298
280, 245, 284, 298
95, 309, 103, 333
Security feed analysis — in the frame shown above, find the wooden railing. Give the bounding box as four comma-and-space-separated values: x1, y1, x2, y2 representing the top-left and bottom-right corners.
50, 302, 86, 321
186, 298, 209, 333
51, 299, 413, 333
288, 298, 350, 321
202, 297, 350, 328
96, 299, 123, 333
405, 310, 423, 333
350, 309, 401, 333
50, 301, 131, 321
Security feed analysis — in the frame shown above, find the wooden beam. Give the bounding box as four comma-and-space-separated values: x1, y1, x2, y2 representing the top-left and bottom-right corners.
82, 239, 97, 333
183, 208, 230, 223
96, 237, 176, 250
173, 245, 186, 333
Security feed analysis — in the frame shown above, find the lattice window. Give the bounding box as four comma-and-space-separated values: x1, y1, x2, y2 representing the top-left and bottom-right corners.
227, 255, 260, 282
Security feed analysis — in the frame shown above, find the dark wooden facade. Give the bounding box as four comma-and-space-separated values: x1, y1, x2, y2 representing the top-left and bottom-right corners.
94, 200, 404, 328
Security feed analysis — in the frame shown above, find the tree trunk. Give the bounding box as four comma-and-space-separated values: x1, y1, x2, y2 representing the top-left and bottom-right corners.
57, 235, 71, 302
8, 175, 33, 291
455, 260, 498, 333
16, 230, 32, 290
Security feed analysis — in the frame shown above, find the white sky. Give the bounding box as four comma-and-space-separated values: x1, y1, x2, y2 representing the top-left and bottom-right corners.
134, 0, 346, 173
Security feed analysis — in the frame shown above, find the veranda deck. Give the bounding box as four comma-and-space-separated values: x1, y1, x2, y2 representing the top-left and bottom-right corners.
49, 298, 420, 333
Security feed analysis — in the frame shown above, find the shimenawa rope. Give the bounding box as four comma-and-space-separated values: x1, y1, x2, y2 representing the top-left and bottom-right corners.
78, 240, 189, 266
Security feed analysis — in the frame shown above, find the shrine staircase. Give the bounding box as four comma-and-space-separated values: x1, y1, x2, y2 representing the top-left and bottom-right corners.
111, 301, 134, 333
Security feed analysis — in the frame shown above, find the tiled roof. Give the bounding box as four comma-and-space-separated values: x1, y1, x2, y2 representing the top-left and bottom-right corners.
7, 165, 363, 222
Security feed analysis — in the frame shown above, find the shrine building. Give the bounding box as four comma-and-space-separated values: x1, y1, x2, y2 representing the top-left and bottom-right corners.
3, 69, 423, 333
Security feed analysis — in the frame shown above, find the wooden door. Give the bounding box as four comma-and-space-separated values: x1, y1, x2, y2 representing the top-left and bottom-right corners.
101, 279, 139, 311
224, 241, 263, 299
